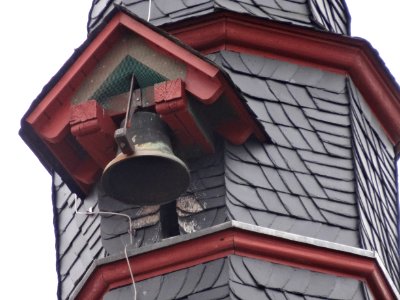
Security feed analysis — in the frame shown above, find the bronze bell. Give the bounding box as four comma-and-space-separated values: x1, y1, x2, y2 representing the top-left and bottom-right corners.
101, 111, 190, 205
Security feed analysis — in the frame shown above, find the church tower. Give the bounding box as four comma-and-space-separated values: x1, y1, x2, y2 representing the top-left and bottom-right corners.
20, 1, 400, 299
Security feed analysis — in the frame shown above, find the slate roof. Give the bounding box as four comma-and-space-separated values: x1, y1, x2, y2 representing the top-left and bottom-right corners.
177, 141, 228, 234
53, 174, 106, 300
103, 256, 367, 299
212, 50, 360, 247
88, 0, 350, 35
98, 187, 163, 255
49, 2, 400, 298
229, 256, 367, 300
104, 258, 229, 300
348, 80, 400, 289
54, 49, 400, 300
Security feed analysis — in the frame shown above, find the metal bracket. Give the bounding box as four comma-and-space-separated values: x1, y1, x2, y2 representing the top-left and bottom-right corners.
114, 74, 141, 155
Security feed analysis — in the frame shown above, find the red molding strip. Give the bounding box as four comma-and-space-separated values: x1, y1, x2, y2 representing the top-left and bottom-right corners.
166, 13, 400, 151
74, 228, 397, 300
23, 11, 267, 195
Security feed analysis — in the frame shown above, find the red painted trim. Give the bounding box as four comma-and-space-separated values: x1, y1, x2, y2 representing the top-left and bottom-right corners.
166, 13, 400, 149
23, 11, 266, 195
75, 228, 397, 300
154, 79, 215, 153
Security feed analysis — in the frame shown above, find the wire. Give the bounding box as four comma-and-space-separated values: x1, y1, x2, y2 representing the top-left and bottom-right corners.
125, 244, 137, 300
74, 194, 137, 299
147, 0, 152, 22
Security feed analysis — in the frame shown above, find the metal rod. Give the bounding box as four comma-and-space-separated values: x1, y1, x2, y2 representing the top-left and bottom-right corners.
124, 74, 136, 129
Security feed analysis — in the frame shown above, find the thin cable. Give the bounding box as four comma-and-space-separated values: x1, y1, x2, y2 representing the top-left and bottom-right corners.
74, 194, 136, 298
74, 194, 134, 244
125, 244, 137, 300
147, 0, 152, 22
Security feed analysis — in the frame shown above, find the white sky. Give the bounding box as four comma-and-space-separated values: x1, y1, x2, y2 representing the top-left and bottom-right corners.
0, 1, 399, 299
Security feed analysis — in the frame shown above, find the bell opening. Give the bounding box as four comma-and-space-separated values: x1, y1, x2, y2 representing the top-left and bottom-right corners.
102, 151, 190, 205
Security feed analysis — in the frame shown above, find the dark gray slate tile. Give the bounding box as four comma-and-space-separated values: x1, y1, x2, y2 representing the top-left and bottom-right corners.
300, 196, 327, 223
267, 263, 295, 289
320, 210, 357, 230
229, 256, 258, 287
295, 173, 327, 198
281, 104, 313, 130
265, 146, 289, 169
220, 51, 250, 74
324, 142, 353, 158
262, 122, 292, 147
314, 222, 340, 242
244, 140, 274, 166
242, 256, 274, 287
254, 0, 281, 10
265, 289, 287, 300
176, 264, 205, 298
261, 166, 289, 192
153, 0, 186, 14
284, 268, 311, 294
258, 59, 282, 78
309, 119, 349, 137
278, 170, 307, 196
227, 201, 257, 224
169, 2, 213, 19
271, 62, 300, 82
316, 176, 354, 193
269, 215, 296, 232
314, 197, 357, 217
157, 268, 187, 299
250, 210, 277, 227
183, 0, 210, 6
290, 219, 322, 237
314, 71, 346, 93
319, 132, 352, 148
305, 161, 353, 181
240, 2, 270, 17
227, 158, 272, 188
334, 228, 360, 247
280, 126, 312, 150
231, 72, 277, 100
267, 81, 298, 106
267, 102, 293, 126
287, 85, 317, 108
226, 143, 257, 164
290, 65, 324, 86
299, 129, 327, 153
230, 280, 268, 299
239, 52, 268, 76
278, 147, 309, 173
226, 179, 266, 210
257, 188, 289, 215
215, 0, 250, 14
304, 107, 350, 126
194, 259, 226, 293
278, 191, 310, 218
351, 78, 399, 286
188, 285, 229, 300
314, 98, 349, 115
246, 99, 273, 123
307, 86, 348, 104
298, 150, 352, 170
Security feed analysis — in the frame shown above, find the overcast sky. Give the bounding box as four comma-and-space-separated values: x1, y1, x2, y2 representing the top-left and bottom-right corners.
1, 1, 399, 299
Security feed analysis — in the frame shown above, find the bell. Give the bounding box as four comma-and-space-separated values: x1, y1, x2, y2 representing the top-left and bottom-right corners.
101, 111, 190, 205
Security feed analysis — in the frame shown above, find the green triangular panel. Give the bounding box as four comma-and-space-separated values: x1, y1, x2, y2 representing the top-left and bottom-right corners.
92, 55, 167, 104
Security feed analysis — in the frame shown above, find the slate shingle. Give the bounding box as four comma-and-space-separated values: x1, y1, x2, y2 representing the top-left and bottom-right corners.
87, 0, 350, 37
348, 79, 400, 289
54, 174, 106, 300
219, 52, 360, 249
233, 256, 367, 299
